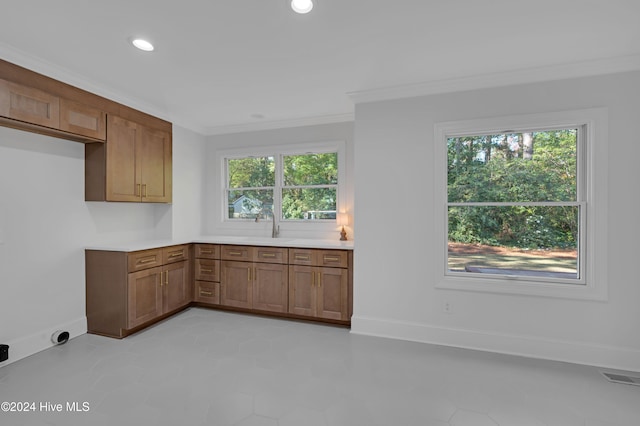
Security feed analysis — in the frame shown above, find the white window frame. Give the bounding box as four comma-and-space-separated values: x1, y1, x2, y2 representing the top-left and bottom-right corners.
434, 109, 608, 301
217, 140, 346, 233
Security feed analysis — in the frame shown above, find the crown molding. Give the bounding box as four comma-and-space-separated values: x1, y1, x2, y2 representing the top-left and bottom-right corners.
347, 54, 640, 104
204, 112, 354, 135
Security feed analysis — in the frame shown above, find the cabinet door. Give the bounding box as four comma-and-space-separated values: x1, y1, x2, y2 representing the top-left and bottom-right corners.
0, 79, 59, 128
221, 261, 252, 309
318, 267, 349, 321
288, 265, 316, 317
59, 98, 106, 140
139, 125, 172, 203
106, 116, 141, 201
127, 267, 163, 328
253, 263, 288, 313
164, 261, 190, 313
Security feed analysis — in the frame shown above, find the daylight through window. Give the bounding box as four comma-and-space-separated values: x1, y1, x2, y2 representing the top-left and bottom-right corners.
446, 128, 583, 282
226, 152, 338, 221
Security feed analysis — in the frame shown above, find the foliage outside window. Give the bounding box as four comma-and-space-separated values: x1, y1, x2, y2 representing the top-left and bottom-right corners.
226, 152, 338, 221
447, 128, 583, 282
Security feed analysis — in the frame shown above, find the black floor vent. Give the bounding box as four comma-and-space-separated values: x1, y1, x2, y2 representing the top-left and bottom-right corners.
601, 372, 640, 386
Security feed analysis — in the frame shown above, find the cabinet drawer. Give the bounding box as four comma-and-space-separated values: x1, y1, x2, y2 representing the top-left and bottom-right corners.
221, 245, 254, 261
195, 259, 220, 282
289, 248, 315, 266
128, 249, 162, 272
163, 245, 189, 264
318, 250, 348, 268
289, 249, 349, 268
195, 281, 219, 304
255, 246, 288, 264
195, 244, 219, 259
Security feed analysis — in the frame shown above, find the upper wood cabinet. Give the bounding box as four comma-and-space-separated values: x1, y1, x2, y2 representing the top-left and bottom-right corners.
0, 77, 106, 143
86, 115, 172, 203
59, 98, 106, 140
0, 79, 60, 128
1, 59, 173, 203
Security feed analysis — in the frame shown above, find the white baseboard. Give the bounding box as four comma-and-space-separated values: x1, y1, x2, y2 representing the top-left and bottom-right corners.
0, 317, 87, 368
351, 315, 640, 372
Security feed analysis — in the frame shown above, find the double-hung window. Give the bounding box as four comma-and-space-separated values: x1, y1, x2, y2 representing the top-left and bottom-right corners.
434, 109, 608, 300
223, 143, 343, 224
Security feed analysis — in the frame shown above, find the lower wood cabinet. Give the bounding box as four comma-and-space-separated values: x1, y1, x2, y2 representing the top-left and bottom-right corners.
86, 242, 352, 338
86, 244, 191, 338
220, 246, 289, 313
289, 254, 350, 321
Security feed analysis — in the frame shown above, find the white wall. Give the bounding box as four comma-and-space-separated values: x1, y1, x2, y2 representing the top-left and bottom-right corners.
0, 124, 205, 366
204, 122, 354, 240
352, 71, 640, 371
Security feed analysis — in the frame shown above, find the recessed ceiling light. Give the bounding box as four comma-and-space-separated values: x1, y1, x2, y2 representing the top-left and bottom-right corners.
290, 0, 314, 14
131, 38, 154, 52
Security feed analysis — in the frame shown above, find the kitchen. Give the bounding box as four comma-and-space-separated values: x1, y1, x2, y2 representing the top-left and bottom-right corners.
1, 1, 639, 424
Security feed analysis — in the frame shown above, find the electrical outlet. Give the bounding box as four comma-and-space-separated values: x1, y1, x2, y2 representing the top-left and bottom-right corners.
0, 344, 8, 362
443, 302, 453, 314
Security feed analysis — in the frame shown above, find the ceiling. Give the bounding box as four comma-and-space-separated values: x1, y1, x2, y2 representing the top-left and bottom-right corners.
1, 0, 639, 135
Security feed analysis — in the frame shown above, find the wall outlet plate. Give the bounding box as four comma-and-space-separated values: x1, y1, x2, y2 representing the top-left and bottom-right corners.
0, 344, 8, 362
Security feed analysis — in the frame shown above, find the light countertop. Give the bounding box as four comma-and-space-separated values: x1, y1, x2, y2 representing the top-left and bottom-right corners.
85, 235, 354, 252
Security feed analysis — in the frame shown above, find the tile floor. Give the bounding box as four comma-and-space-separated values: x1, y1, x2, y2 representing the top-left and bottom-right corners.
0, 308, 638, 426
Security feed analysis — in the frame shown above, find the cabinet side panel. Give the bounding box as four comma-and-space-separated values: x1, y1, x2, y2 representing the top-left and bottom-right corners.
86, 250, 127, 337
85, 142, 106, 201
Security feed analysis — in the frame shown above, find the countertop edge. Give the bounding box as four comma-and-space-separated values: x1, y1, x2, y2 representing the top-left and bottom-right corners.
85, 236, 354, 252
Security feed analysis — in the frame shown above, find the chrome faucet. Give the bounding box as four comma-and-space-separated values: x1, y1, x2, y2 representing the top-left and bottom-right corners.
271, 213, 279, 238
255, 208, 279, 238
